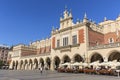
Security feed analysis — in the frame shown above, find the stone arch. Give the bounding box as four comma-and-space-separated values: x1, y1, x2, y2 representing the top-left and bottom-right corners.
34, 58, 38, 69
24, 59, 28, 70
54, 56, 60, 69
90, 52, 104, 63
108, 50, 120, 61
73, 54, 83, 62
39, 58, 44, 67
62, 55, 71, 63
29, 59, 32, 64
20, 60, 23, 70
15, 61, 18, 70
29, 59, 33, 70
24, 59, 28, 64
45, 57, 51, 70
12, 61, 15, 70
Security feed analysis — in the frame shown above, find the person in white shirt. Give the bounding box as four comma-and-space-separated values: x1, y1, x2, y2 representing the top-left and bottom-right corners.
40, 67, 43, 74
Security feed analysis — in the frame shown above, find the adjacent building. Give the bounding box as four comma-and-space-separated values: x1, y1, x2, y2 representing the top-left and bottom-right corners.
9, 8, 120, 70
0, 45, 10, 66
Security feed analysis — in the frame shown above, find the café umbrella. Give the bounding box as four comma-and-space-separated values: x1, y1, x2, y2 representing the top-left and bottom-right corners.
71, 62, 82, 66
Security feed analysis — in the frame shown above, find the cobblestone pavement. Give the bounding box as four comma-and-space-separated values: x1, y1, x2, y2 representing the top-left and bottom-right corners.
0, 70, 120, 80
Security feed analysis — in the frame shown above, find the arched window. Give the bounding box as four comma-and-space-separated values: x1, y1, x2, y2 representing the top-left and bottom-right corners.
108, 38, 114, 43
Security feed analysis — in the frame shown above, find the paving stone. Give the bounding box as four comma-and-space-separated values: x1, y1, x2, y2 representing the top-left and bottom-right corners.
0, 70, 120, 80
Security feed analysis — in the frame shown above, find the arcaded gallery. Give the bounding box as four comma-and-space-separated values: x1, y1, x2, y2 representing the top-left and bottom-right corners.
9, 8, 120, 75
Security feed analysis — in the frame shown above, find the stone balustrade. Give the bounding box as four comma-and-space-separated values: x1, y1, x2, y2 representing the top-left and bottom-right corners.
89, 42, 120, 50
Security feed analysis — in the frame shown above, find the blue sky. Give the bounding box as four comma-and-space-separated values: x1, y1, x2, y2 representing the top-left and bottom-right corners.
0, 0, 120, 46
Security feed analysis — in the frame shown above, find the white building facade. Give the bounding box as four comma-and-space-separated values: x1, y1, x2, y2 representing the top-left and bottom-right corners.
9, 9, 120, 70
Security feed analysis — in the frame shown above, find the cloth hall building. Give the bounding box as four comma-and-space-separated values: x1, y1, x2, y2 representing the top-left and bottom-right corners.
8, 9, 120, 70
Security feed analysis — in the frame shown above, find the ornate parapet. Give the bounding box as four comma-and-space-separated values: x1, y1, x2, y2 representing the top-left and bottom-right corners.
20, 52, 50, 58
12, 44, 37, 57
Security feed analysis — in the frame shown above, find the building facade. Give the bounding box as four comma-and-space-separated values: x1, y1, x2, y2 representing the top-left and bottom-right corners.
9, 9, 120, 70
0, 45, 10, 65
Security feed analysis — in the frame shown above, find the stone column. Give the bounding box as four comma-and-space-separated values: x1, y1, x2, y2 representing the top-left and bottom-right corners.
23, 63, 25, 70
28, 64, 30, 70
71, 58, 74, 63
35, 64, 36, 69
9, 61, 13, 70
32, 63, 34, 70
21, 64, 23, 70
38, 63, 41, 68
32, 64, 34, 70
24, 64, 26, 70
59, 59, 64, 68
29, 64, 32, 70
44, 62, 47, 69
85, 57, 89, 63
50, 59, 55, 71
26, 64, 29, 70
17, 63, 20, 70
60, 59, 64, 64
104, 57, 108, 62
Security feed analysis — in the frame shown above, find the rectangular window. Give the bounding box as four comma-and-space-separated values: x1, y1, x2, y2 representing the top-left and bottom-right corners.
57, 39, 60, 48
63, 37, 68, 46
72, 35, 77, 45
63, 38, 64, 46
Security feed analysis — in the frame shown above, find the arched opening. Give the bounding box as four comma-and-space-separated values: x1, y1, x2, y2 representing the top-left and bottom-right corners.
108, 51, 120, 62
90, 53, 103, 63
46, 57, 51, 70
63, 55, 71, 63
25, 60, 28, 65
34, 59, 38, 69
15, 61, 18, 70
20, 60, 23, 70
39, 58, 44, 67
12, 61, 15, 70
24, 60, 28, 70
73, 54, 83, 62
54, 56, 60, 70
29, 59, 33, 70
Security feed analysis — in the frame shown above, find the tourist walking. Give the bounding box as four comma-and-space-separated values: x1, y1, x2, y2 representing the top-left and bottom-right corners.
40, 67, 43, 74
